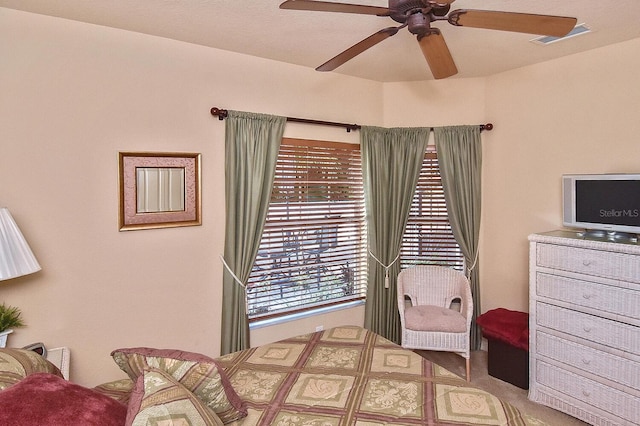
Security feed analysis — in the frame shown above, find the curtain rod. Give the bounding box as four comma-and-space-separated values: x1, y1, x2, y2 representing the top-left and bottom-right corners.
210, 107, 493, 133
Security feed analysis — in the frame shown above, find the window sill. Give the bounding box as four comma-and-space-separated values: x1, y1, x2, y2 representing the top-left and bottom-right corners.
249, 299, 365, 330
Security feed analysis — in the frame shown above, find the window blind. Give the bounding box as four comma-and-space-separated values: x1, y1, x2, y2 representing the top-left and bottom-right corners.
247, 138, 367, 320
401, 148, 464, 270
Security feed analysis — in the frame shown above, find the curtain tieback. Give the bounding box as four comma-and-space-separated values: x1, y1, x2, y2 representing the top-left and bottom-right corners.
219, 255, 249, 314
466, 250, 479, 277
219, 255, 246, 288
368, 251, 400, 289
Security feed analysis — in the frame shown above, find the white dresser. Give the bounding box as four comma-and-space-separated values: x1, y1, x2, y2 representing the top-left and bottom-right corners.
529, 231, 640, 426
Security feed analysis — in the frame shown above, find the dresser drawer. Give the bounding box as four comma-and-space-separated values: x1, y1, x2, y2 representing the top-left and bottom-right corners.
536, 303, 640, 353
536, 360, 639, 422
536, 273, 640, 319
536, 243, 640, 283
536, 331, 640, 390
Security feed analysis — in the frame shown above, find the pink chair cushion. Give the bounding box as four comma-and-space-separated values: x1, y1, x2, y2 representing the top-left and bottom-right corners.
404, 305, 467, 332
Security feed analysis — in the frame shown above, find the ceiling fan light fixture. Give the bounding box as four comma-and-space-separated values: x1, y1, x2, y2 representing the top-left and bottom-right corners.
530, 23, 590, 45
407, 11, 430, 35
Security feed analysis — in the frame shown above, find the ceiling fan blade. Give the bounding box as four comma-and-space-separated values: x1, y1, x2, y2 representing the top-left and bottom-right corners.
280, 0, 389, 16
449, 9, 577, 37
418, 30, 458, 79
317, 27, 399, 72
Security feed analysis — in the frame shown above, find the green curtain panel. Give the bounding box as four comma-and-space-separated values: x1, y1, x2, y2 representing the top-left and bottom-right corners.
361, 126, 430, 344
434, 125, 482, 350
221, 110, 286, 355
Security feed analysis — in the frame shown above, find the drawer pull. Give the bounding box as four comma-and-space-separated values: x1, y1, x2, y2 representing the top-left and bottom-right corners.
582, 259, 592, 266
582, 390, 591, 397
582, 293, 592, 299
583, 326, 592, 332
581, 358, 591, 365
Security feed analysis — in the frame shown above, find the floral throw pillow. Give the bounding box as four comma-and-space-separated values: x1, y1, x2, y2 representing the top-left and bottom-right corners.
126, 368, 224, 426
0, 348, 63, 390
93, 378, 135, 405
111, 347, 246, 424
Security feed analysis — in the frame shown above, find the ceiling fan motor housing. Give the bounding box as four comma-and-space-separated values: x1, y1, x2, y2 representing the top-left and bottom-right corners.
389, 0, 447, 35
389, 0, 430, 23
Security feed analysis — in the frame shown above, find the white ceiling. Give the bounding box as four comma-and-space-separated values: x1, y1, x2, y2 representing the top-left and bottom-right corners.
2, 0, 640, 82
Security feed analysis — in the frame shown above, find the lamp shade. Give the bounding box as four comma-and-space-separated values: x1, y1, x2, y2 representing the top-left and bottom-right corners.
0, 208, 41, 281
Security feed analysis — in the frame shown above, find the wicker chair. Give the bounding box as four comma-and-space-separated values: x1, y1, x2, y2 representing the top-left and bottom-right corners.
397, 265, 473, 381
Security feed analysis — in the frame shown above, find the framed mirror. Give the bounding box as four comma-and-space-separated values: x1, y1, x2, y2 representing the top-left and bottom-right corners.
118, 152, 201, 231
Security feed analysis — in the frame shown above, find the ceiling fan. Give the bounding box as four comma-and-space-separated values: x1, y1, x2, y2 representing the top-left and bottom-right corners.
279, 0, 577, 79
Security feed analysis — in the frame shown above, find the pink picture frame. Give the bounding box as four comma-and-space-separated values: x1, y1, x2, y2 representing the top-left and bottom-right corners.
118, 152, 201, 231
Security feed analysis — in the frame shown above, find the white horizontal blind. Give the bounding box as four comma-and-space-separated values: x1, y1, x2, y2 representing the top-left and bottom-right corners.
247, 138, 366, 320
401, 148, 464, 270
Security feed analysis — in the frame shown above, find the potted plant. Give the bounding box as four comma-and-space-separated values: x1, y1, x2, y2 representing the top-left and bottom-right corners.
0, 303, 25, 348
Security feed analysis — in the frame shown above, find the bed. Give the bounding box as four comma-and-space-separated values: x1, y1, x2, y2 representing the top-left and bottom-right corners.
0, 326, 544, 425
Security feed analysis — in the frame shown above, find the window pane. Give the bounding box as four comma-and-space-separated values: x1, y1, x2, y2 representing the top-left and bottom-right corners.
247, 139, 366, 320
401, 148, 464, 270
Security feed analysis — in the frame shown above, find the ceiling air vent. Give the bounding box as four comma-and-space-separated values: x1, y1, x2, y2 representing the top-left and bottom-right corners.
530, 23, 591, 45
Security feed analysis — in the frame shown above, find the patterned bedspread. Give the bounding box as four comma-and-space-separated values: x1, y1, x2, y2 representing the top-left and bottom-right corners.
216, 326, 544, 426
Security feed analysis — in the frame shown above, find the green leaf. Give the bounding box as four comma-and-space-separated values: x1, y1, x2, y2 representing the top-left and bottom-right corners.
0, 303, 25, 332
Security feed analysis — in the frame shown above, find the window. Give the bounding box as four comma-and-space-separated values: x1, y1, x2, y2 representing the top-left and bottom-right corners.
401, 146, 464, 270
247, 138, 367, 321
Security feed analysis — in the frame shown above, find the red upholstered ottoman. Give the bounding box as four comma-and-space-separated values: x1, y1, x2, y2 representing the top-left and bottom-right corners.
476, 308, 529, 389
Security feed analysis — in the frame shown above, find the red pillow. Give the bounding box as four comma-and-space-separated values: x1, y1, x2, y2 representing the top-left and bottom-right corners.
0, 373, 126, 426
476, 308, 529, 351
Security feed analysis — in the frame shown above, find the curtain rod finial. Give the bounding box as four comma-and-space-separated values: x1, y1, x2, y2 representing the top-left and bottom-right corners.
211, 107, 228, 120
481, 123, 493, 131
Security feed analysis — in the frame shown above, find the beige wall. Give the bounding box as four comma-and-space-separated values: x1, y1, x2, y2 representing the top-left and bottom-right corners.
481, 38, 640, 313
3, 7, 640, 386
0, 8, 377, 386
382, 77, 487, 128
